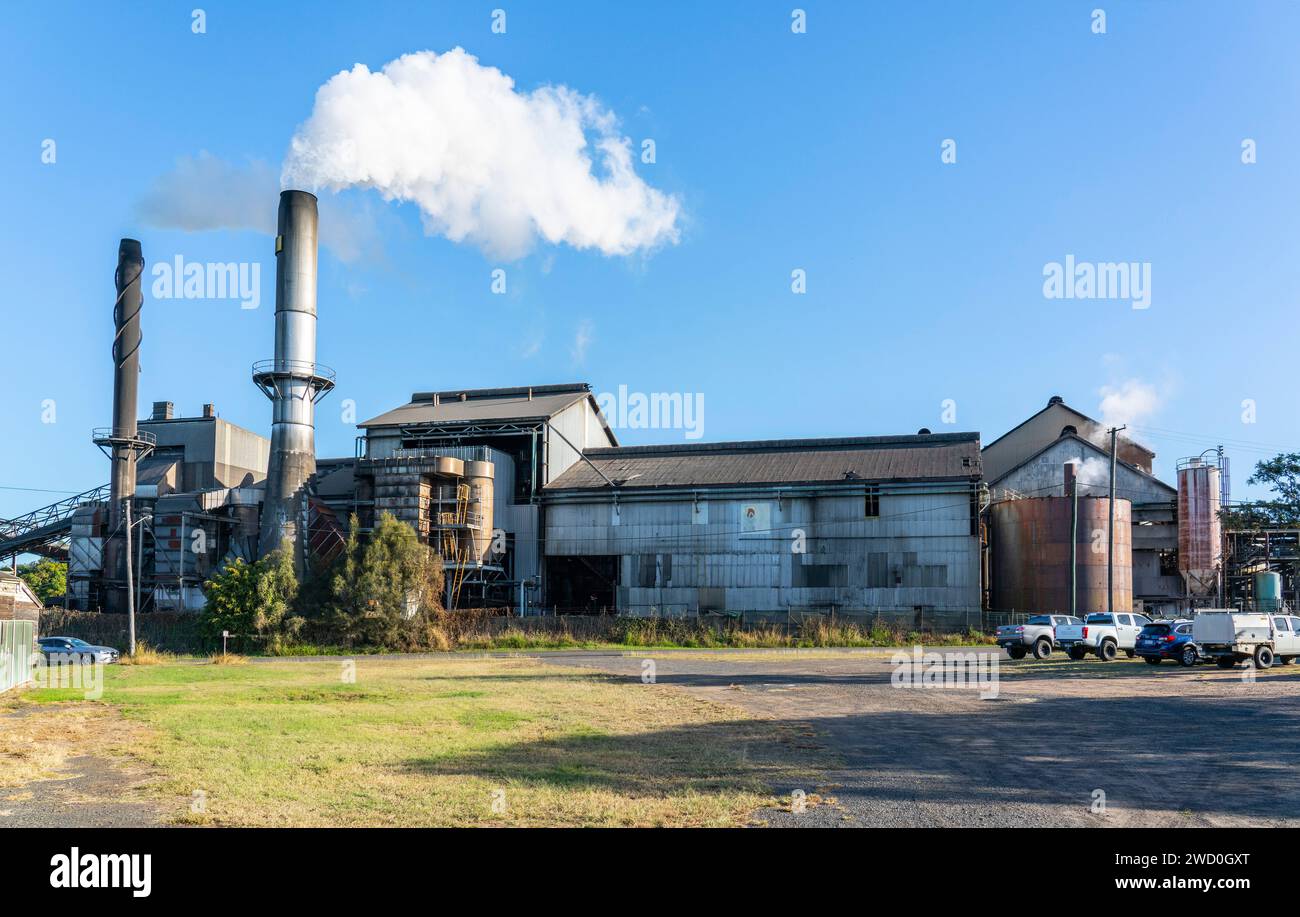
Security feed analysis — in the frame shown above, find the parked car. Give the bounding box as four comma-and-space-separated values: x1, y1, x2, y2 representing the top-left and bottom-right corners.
995, 614, 1082, 660
1191, 611, 1300, 669
1135, 620, 1199, 666
1055, 612, 1153, 661
37, 636, 120, 664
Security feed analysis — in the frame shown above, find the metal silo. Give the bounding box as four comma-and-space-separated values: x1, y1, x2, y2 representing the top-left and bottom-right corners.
991, 496, 1133, 614
1176, 457, 1222, 597
464, 455, 495, 566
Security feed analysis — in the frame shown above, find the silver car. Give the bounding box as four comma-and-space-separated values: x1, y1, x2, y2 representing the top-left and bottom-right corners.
37, 636, 120, 664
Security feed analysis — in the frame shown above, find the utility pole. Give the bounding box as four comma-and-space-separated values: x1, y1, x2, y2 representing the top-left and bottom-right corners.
1107, 425, 1126, 615
136, 511, 148, 622
124, 499, 136, 656
1066, 462, 1078, 617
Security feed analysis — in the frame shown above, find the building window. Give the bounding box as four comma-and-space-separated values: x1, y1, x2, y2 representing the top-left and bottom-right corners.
864, 485, 880, 518
794, 563, 848, 588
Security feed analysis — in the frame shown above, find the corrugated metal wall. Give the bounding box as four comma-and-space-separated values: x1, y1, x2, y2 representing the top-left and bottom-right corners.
543, 483, 980, 620
0, 620, 36, 693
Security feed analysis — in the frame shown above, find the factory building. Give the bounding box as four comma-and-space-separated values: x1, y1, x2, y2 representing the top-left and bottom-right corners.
2, 194, 1247, 627
332, 388, 985, 624
315, 383, 620, 608
66, 403, 270, 611
983, 396, 1183, 617
541, 433, 984, 626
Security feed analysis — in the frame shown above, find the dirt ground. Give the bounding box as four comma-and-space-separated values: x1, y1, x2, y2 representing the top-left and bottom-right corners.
6, 647, 1299, 828
0, 703, 165, 827
534, 648, 1300, 827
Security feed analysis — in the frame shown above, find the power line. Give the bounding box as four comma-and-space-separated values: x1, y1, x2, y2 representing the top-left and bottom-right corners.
0, 484, 93, 496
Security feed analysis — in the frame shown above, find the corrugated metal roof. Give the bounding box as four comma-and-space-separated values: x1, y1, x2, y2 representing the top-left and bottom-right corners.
359, 383, 592, 428
983, 397, 1155, 457
546, 433, 982, 491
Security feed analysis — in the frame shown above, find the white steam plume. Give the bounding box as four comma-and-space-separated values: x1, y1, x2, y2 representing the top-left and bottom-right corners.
1065, 456, 1112, 492
136, 151, 383, 264
137, 152, 276, 234
1098, 379, 1161, 427
281, 48, 681, 259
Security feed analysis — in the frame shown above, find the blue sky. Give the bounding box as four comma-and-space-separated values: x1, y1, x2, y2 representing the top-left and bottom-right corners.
2, 0, 1298, 518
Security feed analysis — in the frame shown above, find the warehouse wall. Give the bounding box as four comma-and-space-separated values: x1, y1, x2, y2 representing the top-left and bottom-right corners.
543, 483, 980, 620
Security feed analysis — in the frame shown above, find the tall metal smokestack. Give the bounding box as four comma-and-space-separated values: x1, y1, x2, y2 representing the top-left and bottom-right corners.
255, 190, 334, 564
110, 239, 144, 513
96, 239, 152, 612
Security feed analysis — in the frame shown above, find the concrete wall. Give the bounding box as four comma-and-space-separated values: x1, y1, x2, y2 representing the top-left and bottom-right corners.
543, 482, 981, 621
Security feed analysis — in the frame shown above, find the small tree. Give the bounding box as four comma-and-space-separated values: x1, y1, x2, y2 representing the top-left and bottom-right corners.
201, 541, 303, 651
18, 559, 66, 605
327, 513, 443, 648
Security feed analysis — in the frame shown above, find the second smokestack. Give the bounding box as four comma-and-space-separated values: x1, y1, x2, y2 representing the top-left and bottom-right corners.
255, 190, 334, 564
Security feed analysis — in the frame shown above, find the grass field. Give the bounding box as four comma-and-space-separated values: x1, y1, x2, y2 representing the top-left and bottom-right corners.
13, 656, 820, 827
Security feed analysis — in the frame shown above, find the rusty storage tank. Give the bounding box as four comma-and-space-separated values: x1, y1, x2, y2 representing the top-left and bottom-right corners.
1177, 457, 1222, 597
991, 496, 1133, 614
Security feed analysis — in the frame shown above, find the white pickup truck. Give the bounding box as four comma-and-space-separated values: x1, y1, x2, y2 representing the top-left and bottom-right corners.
994, 614, 1082, 660
1054, 612, 1153, 661
1191, 610, 1300, 669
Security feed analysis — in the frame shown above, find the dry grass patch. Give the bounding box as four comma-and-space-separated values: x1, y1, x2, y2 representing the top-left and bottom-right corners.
120, 641, 173, 666
0, 702, 152, 788
207, 652, 249, 666
24, 657, 821, 827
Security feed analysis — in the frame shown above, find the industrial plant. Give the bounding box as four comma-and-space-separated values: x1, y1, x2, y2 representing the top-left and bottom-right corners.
0, 192, 1286, 628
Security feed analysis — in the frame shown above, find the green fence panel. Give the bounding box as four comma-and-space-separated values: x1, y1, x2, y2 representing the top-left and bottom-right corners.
0, 620, 36, 693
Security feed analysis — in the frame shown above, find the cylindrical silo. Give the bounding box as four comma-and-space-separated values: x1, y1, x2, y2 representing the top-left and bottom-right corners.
990, 496, 1133, 614
464, 457, 495, 566
1177, 458, 1222, 597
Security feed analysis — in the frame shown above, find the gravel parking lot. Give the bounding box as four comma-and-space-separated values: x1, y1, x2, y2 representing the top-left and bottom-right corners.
538, 647, 1300, 827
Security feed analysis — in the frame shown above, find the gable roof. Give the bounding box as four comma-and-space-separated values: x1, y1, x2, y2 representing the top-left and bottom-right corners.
360, 383, 599, 429
989, 433, 1175, 496
545, 432, 982, 492
983, 397, 1155, 459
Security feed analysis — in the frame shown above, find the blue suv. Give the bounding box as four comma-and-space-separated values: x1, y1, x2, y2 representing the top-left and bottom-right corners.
1135, 620, 1199, 667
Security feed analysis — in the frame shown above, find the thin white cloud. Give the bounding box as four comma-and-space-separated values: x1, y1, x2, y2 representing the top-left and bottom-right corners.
571, 320, 594, 364
281, 48, 681, 260
519, 333, 544, 358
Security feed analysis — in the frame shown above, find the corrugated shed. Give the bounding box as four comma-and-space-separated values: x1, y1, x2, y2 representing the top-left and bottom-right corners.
546, 433, 981, 491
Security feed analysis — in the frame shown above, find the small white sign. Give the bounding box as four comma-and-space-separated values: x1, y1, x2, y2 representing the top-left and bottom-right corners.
740, 502, 771, 536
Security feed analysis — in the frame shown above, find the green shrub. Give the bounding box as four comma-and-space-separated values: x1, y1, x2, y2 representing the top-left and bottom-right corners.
200, 541, 303, 652
322, 513, 445, 649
